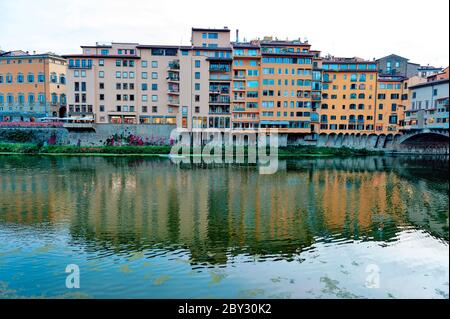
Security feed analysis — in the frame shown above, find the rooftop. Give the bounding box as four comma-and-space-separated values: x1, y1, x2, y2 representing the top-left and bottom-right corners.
323, 56, 375, 64
410, 78, 449, 89
0, 50, 65, 60
192, 27, 230, 33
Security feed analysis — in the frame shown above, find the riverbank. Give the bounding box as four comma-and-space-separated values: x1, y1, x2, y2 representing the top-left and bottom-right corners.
0, 143, 383, 158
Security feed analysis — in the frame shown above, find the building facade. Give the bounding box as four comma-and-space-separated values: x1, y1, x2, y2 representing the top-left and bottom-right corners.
1, 27, 448, 140
319, 57, 378, 134
0, 50, 67, 121
376, 54, 420, 78
405, 78, 449, 130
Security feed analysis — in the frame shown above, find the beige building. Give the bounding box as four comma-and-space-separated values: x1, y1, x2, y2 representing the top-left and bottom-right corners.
63, 27, 233, 130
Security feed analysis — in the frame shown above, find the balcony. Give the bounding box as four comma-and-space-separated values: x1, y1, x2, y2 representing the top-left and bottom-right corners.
209, 97, 230, 104
168, 98, 180, 106
209, 106, 230, 115
233, 106, 246, 112
167, 74, 180, 82
209, 74, 231, 81
209, 86, 230, 95
168, 61, 180, 71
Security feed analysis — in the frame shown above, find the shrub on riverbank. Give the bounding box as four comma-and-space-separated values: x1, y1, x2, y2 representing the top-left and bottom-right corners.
0, 143, 41, 154
40, 145, 172, 155
0, 143, 382, 157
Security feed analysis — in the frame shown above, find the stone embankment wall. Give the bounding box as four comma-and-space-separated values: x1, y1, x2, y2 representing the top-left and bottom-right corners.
0, 124, 176, 146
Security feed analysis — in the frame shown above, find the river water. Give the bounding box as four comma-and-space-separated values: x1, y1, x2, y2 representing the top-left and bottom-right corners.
0, 155, 448, 299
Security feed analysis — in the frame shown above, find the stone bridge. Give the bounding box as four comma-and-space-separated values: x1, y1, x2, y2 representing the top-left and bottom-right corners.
314, 128, 449, 154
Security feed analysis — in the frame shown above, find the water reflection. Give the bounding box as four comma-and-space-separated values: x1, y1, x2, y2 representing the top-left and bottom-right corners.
0, 155, 448, 298
1, 155, 447, 263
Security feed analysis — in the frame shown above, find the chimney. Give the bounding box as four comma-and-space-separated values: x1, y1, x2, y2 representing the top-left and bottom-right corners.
236, 29, 239, 43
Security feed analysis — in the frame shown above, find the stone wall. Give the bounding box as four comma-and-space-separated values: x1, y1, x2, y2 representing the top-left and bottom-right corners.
67, 124, 176, 146
0, 124, 176, 146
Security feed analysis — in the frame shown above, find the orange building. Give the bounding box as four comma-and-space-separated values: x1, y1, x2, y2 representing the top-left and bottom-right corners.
320, 57, 378, 134
375, 76, 408, 133
0, 50, 67, 121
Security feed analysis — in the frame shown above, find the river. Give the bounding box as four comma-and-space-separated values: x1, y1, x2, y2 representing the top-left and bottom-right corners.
0, 155, 448, 299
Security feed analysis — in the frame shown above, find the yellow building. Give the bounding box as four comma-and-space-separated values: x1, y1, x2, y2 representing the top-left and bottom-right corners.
0, 50, 67, 121
375, 76, 408, 133
320, 57, 378, 134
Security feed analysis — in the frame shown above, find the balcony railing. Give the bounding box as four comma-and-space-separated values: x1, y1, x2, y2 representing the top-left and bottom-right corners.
210, 75, 231, 81
209, 97, 231, 104
168, 62, 180, 70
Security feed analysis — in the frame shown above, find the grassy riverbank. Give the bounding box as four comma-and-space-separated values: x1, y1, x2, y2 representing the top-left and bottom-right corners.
0, 143, 383, 157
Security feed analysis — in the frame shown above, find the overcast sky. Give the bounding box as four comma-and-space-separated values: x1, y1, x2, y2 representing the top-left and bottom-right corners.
0, 0, 448, 67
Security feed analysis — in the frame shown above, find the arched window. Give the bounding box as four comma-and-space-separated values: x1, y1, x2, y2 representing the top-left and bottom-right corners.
60, 94, 66, 105
17, 93, 25, 104
51, 93, 58, 104
358, 104, 365, 110
350, 93, 357, 99
50, 72, 57, 83
38, 72, 45, 83
28, 93, 35, 104
350, 104, 356, 110
358, 93, 365, 99
38, 93, 45, 104
60, 74, 66, 84
27, 73, 35, 83
320, 115, 328, 122
17, 73, 24, 83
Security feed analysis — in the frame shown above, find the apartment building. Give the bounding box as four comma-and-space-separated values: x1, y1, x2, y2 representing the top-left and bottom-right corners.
319, 57, 378, 134
405, 78, 449, 129
375, 76, 408, 133
63, 28, 233, 130
0, 50, 67, 121
376, 54, 420, 78
2, 26, 444, 139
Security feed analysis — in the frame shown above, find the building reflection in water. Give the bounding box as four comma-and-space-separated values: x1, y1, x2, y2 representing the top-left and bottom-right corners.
0, 155, 448, 265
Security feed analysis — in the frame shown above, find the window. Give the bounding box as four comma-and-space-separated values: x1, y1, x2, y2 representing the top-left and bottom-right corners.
101, 49, 109, 56
208, 33, 218, 39
99, 59, 104, 66
195, 72, 200, 79
17, 73, 24, 83
152, 72, 158, 79
116, 71, 121, 78
152, 95, 158, 102
142, 95, 148, 102
195, 60, 201, 68
116, 60, 121, 67
152, 61, 158, 68
152, 84, 158, 90
142, 60, 148, 68
28, 93, 35, 104
195, 83, 200, 91
142, 83, 148, 91
433, 89, 438, 96
99, 82, 104, 89
99, 71, 105, 78
142, 72, 148, 79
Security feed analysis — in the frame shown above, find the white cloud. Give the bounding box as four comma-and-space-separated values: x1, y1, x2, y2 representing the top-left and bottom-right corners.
0, 0, 448, 66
